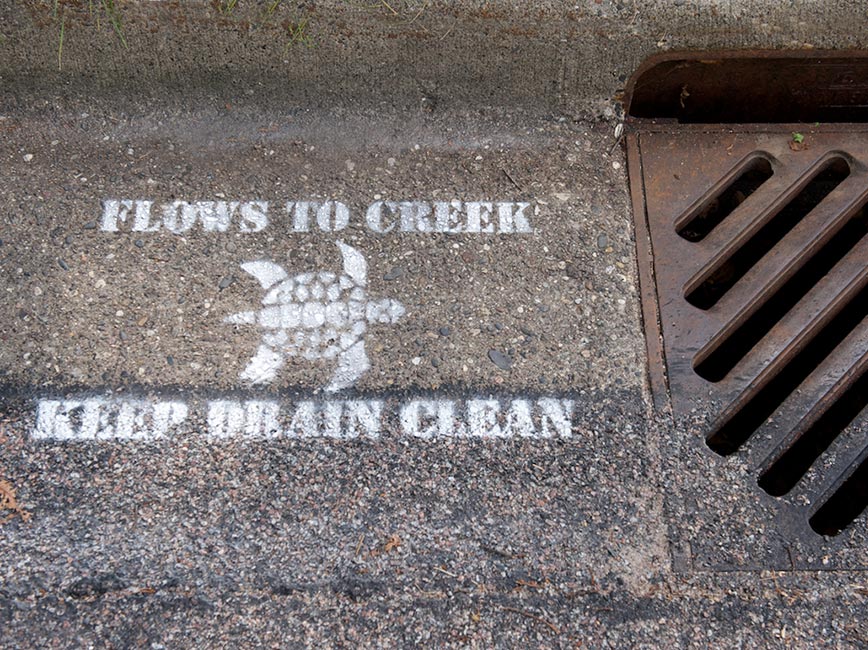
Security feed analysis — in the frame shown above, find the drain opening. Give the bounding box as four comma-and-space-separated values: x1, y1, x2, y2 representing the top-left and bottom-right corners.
694, 201, 868, 382
627, 51, 868, 538
759, 365, 868, 496
677, 156, 775, 242
684, 157, 851, 310
810, 452, 868, 536
626, 52, 868, 123
706, 280, 868, 456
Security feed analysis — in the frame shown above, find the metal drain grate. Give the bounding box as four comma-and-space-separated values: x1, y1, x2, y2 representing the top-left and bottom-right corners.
625, 52, 868, 537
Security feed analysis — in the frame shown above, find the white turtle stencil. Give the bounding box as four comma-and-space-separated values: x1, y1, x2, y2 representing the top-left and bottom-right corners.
225, 241, 405, 391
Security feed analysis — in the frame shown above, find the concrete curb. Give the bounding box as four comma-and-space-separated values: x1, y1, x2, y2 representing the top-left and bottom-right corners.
2, 1, 867, 119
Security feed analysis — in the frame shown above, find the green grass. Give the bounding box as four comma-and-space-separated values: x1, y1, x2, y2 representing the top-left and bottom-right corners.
264, 0, 283, 19
341, 0, 427, 13
216, 0, 239, 15
45, 0, 128, 70
101, 0, 127, 48
57, 10, 66, 69
285, 18, 314, 50
258, 0, 285, 27
41, 0, 320, 70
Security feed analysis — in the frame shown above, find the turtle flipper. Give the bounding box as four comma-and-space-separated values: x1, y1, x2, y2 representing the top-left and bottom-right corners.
240, 344, 285, 384
240, 261, 288, 289
326, 340, 369, 392
336, 241, 367, 287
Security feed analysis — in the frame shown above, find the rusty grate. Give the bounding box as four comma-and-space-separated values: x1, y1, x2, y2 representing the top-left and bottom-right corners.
626, 52, 868, 537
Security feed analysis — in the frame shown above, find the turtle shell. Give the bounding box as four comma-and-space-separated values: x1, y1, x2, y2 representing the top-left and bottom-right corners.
257, 271, 367, 360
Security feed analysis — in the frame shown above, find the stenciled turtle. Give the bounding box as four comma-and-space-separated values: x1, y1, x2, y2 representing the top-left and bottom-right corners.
224, 241, 405, 391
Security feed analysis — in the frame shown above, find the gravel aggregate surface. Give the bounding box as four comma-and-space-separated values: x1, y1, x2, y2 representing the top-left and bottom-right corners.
1, 2, 868, 642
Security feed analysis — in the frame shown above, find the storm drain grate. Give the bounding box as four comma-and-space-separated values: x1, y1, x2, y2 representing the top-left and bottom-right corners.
625, 52, 868, 537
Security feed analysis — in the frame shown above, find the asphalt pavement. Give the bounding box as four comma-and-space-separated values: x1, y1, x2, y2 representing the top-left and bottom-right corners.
1, 1, 867, 648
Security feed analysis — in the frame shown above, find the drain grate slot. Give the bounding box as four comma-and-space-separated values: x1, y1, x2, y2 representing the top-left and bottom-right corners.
684, 157, 851, 310
677, 155, 775, 242
694, 202, 868, 382
759, 362, 868, 497
706, 281, 867, 455
810, 451, 868, 536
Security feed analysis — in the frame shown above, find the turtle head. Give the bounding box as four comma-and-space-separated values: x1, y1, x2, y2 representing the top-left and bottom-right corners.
366, 298, 405, 324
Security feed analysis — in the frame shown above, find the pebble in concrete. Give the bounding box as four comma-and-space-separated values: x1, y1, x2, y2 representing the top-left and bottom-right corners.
488, 349, 512, 370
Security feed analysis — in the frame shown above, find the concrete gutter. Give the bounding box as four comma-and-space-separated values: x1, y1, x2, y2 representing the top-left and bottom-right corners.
2, 2, 867, 647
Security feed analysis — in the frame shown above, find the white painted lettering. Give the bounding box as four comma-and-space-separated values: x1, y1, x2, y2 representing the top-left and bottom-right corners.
402, 399, 471, 438
239, 201, 269, 232
151, 402, 191, 437
101, 199, 133, 232
283, 201, 310, 232
289, 201, 348, 232
34, 397, 572, 442
34, 398, 188, 441
207, 400, 282, 438
199, 201, 236, 233
497, 201, 533, 233
344, 400, 383, 439
290, 201, 313, 232
98, 198, 534, 234
464, 201, 495, 233
365, 201, 397, 233
467, 399, 505, 437
33, 401, 62, 440
287, 401, 318, 437
503, 399, 535, 437
132, 200, 159, 232
244, 401, 281, 437
433, 200, 465, 233
400, 399, 437, 438
207, 400, 244, 439
316, 201, 350, 232
162, 201, 198, 234
399, 201, 433, 232
322, 401, 343, 438
538, 398, 574, 438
